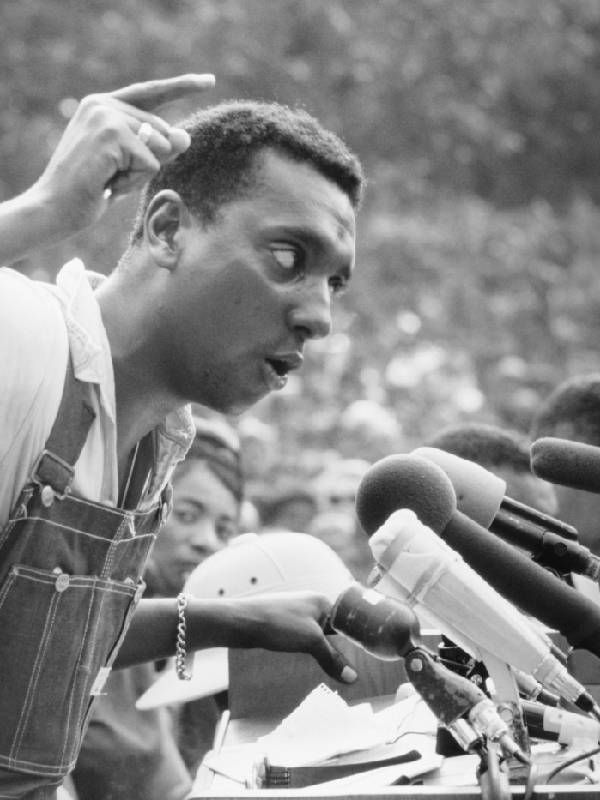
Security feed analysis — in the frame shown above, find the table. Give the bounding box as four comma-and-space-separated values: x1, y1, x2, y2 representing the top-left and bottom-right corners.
187, 646, 600, 798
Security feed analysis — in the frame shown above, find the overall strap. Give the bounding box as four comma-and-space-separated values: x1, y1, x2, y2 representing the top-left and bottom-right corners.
31, 357, 96, 496
121, 431, 156, 510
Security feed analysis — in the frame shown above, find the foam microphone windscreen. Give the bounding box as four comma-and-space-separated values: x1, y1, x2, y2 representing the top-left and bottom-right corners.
356, 454, 600, 657
531, 437, 600, 495
412, 447, 506, 529
355, 454, 456, 537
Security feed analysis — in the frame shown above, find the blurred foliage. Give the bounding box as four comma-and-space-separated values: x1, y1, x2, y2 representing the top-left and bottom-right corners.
4, 0, 600, 488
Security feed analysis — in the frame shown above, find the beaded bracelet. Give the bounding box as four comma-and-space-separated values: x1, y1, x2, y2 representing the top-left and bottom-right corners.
175, 592, 192, 681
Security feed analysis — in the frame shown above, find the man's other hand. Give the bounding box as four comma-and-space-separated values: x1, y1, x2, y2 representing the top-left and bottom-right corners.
233, 591, 359, 685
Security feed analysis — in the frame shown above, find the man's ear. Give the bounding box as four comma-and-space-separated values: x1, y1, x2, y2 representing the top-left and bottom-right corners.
143, 190, 192, 270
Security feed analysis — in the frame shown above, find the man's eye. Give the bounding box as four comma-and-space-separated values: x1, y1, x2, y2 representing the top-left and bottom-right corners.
270, 245, 301, 271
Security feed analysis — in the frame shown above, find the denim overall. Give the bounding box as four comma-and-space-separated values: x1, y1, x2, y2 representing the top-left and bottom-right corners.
0, 360, 169, 798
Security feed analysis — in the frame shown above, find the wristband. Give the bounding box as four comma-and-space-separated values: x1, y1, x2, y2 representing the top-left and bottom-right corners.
175, 593, 192, 681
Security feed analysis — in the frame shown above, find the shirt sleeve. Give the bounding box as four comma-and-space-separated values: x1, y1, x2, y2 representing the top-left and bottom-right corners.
0, 268, 69, 522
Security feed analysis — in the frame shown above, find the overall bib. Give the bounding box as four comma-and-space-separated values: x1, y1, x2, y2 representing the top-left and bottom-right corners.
0, 360, 170, 799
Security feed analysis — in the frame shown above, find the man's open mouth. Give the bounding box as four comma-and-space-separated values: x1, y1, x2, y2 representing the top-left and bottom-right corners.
264, 359, 289, 390
263, 352, 303, 390
266, 358, 290, 377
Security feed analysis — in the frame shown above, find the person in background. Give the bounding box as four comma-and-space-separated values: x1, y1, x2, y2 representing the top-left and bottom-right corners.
423, 421, 558, 515
236, 416, 279, 506
530, 374, 600, 556
71, 417, 244, 800
338, 400, 401, 463
145, 417, 243, 593
309, 458, 374, 581
254, 484, 318, 534
0, 74, 363, 797
530, 375, 600, 694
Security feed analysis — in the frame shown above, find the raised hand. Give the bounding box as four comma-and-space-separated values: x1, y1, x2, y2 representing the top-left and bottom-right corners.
35, 74, 215, 234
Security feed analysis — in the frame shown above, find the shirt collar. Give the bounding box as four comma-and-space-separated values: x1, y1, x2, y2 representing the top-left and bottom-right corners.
54, 258, 195, 457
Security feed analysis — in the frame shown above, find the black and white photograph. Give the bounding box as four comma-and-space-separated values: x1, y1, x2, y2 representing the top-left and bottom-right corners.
3, 2, 600, 798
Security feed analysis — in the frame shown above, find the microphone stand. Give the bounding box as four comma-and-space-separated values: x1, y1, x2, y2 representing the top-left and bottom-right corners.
436, 639, 534, 790
479, 650, 531, 780
404, 646, 528, 765
478, 739, 512, 800
328, 583, 529, 765
418, 646, 523, 799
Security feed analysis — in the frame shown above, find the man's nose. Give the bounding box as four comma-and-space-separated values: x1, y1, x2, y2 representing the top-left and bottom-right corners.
288, 278, 332, 341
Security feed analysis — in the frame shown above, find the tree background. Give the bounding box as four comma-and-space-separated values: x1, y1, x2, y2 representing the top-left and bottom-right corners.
4, 0, 600, 489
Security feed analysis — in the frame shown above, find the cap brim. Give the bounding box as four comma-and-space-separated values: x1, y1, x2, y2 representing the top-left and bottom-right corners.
136, 648, 229, 709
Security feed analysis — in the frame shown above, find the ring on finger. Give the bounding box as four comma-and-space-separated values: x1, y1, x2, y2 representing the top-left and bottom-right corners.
137, 121, 155, 145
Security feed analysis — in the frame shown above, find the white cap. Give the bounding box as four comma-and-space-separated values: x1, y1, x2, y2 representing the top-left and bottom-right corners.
136, 532, 353, 709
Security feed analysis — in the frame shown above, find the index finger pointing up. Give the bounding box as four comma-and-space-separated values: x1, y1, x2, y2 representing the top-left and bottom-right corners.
110, 74, 215, 111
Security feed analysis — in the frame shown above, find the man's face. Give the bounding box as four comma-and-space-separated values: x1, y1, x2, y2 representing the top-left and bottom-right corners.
149, 460, 239, 595
164, 149, 356, 413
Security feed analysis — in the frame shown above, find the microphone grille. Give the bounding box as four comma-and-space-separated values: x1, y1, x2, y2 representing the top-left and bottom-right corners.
355, 454, 456, 536
531, 436, 600, 494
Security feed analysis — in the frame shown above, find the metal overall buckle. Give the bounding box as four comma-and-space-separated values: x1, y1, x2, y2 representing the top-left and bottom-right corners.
30, 449, 75, 503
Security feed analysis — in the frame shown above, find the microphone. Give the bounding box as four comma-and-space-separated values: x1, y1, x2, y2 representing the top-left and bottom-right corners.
522, 700, 600, 746
355, 454, 600, 710
438, 639, 560, 709
365, 505, 590, 713
328, 582, 528, 762
328, 581, 421, 662
531, 437, 600, 495
412, 447, 597, 580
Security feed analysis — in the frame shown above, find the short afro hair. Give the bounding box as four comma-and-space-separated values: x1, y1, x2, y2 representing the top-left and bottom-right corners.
130, 99, 364, 243
423, 422, 532, 473
530, 374, 600, 447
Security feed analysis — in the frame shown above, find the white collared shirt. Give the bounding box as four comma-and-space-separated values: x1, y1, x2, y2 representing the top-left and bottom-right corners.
0, 259, 194, 525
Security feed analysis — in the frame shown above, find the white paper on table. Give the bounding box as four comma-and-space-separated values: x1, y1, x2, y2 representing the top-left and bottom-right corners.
256, 682, 439, 767
256, 683, 390, 766
198, 683, 440, 789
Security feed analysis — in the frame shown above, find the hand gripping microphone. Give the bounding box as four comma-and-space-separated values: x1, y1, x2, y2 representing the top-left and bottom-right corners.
412, 447, 598, 580
531, 437, 600, 495
364, 505, 590, 714
328, 582, 528, 763
355, 454, 600, 715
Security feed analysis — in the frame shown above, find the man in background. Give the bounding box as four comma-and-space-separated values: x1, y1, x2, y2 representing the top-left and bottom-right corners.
530, 375, 600, 697
309, 458, 374, 581
424, 421, 558, 514
530, 374, 600, 556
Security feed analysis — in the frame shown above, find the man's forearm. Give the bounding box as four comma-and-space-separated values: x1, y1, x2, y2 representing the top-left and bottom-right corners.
113, 592, 355, 684
113, 597, 248, 669
0, 75, 215, 268
0, 185, 70, 266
